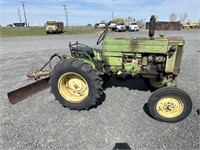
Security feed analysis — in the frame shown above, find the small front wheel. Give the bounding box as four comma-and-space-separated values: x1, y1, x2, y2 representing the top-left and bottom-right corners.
148, 87, 192, 123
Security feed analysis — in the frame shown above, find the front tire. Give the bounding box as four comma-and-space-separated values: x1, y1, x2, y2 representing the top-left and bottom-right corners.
148, 87, 192, 123
50, 59, 103, 110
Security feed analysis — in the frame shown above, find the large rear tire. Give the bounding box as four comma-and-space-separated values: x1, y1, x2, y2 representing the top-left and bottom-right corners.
50, 59, 103, 110
148, 87, 192, 123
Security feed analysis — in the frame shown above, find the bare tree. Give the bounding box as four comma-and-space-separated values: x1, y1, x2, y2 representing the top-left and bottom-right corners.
137, 18, 146, 29
169, 13, 177, 21
155, 15, 159, 21
100, 20, 107, 23
179, 13, 188, 24
126, 16, 133, 22
199, 18, 200, 26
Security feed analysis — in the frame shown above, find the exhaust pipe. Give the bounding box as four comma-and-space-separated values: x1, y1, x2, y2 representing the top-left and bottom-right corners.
149, 15, 156, 38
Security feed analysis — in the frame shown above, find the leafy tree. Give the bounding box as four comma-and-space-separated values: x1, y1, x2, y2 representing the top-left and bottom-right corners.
112, 18, 125, 23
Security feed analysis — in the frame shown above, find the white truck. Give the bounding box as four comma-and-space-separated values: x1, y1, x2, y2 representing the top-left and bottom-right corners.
128, 22, 139, 32
94, 23, 106, 29
109, 22, 117, 31
115, 22, 126, 32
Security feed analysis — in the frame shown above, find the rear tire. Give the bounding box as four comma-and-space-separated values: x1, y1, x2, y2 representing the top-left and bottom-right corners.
50, 59, 103, 110
148, 87, 192, 123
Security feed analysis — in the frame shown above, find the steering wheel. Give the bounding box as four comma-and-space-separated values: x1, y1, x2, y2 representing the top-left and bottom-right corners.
96, 23, 110, 45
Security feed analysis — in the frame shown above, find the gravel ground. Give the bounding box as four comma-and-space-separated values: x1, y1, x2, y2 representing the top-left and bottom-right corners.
0, 30, 199, 150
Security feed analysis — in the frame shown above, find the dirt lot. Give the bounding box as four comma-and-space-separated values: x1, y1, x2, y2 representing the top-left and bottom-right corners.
0, 30, 199, 150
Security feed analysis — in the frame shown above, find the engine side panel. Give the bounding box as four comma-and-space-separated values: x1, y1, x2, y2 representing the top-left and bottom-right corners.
102, 37, 185, 76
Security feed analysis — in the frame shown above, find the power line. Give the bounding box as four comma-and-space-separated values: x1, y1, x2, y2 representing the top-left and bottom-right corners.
112, 11, 114, 21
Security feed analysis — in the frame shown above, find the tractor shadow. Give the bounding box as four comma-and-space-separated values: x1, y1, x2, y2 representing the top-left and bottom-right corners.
91, 92, 106, 109
143, 103, 155, 120
92, 77, 155, 120
103, 77, 149, 91
91, 77, 151, 110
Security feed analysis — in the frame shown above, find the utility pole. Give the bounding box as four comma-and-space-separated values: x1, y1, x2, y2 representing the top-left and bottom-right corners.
63, 5, 68, 29
21, 1, 28, 27
18, 8, 22, 24
112, 11, 114, 21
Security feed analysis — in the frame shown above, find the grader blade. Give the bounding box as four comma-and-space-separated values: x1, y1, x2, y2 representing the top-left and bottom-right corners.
7, 77, 50, 105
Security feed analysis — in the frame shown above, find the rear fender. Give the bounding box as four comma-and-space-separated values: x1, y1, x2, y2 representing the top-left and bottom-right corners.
78, 58, 96, 69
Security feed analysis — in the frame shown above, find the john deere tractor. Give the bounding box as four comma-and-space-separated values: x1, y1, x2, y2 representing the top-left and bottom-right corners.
8, 16, 192, 123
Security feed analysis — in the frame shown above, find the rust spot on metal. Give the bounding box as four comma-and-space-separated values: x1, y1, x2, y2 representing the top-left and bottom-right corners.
26, 70, 51, 80
130, 39, 138, 52
168, 37, 185, 45
173, 67, 180, 75
168, 37, 184, 45
168, 37, 183, 41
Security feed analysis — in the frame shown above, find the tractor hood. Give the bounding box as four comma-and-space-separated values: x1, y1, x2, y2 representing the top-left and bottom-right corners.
103, 37, 184, 54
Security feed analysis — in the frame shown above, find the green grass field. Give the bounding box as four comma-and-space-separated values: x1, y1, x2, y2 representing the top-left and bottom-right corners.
0, 27, 103, 38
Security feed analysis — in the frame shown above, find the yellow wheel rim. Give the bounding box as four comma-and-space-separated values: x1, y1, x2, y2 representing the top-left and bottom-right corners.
149, 78, 164, 88
156, 97, 184, 118
58, 72, 89, 103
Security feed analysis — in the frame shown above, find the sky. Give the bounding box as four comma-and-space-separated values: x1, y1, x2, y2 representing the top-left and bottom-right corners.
0, 0, 199, 26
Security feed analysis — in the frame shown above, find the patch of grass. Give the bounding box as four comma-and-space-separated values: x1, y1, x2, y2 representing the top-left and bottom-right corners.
0, 27, 46, 37
0, 27, 103, 38
63, 27, 101, 35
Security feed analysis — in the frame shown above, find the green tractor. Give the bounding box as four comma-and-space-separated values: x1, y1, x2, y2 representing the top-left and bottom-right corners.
8, 16, 192, 123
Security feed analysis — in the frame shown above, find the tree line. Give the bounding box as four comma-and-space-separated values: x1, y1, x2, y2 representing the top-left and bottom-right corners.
99, 12, 198, 27
169, 13, 189, 24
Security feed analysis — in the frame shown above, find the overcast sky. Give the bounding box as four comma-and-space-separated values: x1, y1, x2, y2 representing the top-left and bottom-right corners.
0, 0, 199, 26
